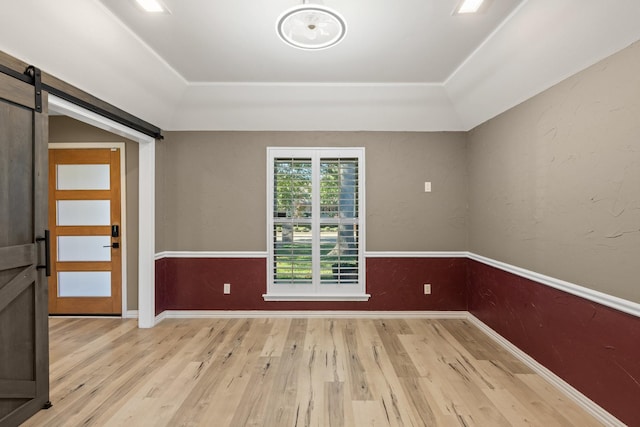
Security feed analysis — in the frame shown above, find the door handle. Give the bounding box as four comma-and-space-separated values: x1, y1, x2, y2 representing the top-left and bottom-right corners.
36, 229, 51, 277
103, 242, 120, 249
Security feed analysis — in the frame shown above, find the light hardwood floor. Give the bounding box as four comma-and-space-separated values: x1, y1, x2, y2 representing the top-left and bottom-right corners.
22, 317, 602, 426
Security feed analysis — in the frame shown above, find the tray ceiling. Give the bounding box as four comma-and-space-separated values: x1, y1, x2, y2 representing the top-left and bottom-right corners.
98, 0, 523, 83
2, 0, 640, 131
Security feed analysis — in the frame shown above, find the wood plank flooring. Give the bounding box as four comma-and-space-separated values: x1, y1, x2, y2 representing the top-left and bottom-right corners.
22, 317, 602, 426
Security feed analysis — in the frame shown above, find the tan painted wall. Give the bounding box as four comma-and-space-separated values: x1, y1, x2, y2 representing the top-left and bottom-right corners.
49, 116, 139, 310
156, 132, 468, 252
468, 41, 640, 303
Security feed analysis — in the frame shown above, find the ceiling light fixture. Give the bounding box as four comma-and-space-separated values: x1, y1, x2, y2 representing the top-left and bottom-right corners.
276, 1, 346, 50
456, 0, 485, 14
135, 0, 168, 13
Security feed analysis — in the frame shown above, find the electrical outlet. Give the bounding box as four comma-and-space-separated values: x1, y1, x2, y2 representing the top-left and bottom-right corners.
224, 283, 231, 294
423, 284, 431, 294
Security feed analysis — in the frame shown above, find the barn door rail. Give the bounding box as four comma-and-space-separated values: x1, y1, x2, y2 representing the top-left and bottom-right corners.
1, 52, 163, 139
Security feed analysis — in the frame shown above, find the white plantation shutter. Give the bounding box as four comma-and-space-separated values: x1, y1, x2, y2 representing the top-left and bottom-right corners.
266, 148, 368, 301
272, 158, 313, 284
319, 158, 359, 285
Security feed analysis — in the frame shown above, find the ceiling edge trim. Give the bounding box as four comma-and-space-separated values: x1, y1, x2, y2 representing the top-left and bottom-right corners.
184, 81, 446, 88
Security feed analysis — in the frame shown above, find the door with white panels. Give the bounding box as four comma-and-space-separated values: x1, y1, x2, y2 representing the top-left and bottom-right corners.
48, 148, 122, 314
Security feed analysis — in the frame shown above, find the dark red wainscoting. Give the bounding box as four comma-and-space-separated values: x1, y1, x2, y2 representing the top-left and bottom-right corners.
467, 259, 640, 427
154, 257, 467, 312
366, 257, 467, 310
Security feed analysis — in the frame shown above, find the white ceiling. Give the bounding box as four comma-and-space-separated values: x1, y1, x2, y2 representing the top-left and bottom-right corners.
97, 0, 523, 83
2, 0, 640, 132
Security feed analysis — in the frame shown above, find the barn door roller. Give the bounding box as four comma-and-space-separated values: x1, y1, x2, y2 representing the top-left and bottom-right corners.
25, 65, 42, 113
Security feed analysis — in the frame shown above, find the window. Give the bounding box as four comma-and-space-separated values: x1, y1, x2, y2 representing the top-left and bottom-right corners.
265, 147, 368, 301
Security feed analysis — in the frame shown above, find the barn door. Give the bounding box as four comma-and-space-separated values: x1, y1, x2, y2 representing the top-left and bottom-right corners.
0, 69, 50, 424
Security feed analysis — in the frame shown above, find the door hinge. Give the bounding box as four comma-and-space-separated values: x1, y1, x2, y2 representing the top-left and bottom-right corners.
24, 65, 43, 113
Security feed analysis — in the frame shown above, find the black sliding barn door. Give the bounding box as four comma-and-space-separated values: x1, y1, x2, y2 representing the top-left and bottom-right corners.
0, 69, 50, 425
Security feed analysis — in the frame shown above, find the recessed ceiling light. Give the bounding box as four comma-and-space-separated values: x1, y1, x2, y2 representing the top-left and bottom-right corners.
276, 4, 347, 50
135, 0, 168, 13
456, 0, 485, 14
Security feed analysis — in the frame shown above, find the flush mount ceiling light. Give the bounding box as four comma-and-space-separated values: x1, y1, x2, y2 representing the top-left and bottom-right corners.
276, 2, 347, 50
134, 0, 169, 13
455, 0, 485, 14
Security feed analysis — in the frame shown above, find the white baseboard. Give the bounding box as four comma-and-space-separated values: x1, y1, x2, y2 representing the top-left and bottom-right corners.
125, 310, 139, 318
466, 314, 623, 427
154, 310, 469, 320
155, 310, 167, 324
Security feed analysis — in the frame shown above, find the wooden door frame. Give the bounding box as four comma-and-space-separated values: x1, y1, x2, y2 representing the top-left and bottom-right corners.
48, 142, 128, 316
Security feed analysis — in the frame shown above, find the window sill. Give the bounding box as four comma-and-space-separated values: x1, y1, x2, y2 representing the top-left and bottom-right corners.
262, 293, 371, 302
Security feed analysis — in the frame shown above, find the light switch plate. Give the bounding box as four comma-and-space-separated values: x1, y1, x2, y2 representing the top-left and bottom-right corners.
224, 283, 231, 294
424, 182, 432, 192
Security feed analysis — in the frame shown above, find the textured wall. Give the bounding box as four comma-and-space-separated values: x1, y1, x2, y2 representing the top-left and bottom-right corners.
156, 131, 468, 252
49, 116, 140, 310
467, 42, 640, 303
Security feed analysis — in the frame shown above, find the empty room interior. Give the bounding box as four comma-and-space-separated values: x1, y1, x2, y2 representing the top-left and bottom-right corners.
0, 0, 639, 426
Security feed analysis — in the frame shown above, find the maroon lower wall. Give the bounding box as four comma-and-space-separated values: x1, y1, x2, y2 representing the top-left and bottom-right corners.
467, 260, 640, 427
154, 255, 640, 425
155, 257, 467, 313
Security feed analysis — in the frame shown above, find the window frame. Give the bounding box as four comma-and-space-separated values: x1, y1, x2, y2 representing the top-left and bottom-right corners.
264, 147, 368, 301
